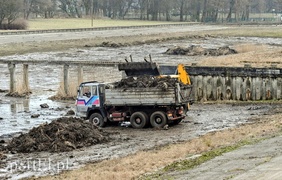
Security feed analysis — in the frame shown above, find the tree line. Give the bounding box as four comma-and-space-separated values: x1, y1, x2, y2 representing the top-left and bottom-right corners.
1, 0, 282, 27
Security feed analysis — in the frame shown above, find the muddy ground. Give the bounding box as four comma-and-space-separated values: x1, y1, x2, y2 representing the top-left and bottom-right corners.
0, 25, 282, 179
1, 103, 280, 179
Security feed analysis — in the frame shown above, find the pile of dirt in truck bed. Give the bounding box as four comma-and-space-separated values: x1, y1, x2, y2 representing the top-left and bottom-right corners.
5, 117, 110, 153
165, 45, 237, 56
109, 76, 186, 90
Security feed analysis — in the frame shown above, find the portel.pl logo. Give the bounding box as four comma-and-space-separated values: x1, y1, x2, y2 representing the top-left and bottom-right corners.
7, 158, 70, 173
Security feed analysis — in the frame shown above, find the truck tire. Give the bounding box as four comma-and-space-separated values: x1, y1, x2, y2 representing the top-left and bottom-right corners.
141, 112, 149, 127
150, 111, 167, 128
130, 112, 148, 129
90, 113, 105, 127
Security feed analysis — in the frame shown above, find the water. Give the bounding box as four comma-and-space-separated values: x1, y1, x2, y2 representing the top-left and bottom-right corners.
0, 92, 73, 137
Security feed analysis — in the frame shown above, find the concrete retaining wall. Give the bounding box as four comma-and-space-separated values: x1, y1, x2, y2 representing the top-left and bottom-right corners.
160, 66, 282, 101
190, 75, 282, 101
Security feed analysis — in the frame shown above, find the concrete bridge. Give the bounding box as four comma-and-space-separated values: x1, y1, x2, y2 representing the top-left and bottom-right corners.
1, 59, 282, 101
0, 59, 121, 95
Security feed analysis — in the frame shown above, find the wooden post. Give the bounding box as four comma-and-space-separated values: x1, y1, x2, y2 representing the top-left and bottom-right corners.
8, 63, 16, 93
23, 64, 30, 93
64, 64, 69, 96
77, 65, 83, 85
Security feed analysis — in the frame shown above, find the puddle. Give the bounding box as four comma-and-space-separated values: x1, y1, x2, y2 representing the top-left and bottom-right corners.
0, 92, 73, 137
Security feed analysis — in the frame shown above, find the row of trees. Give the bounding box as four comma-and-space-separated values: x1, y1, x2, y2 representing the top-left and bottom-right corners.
1, 0, 282, 26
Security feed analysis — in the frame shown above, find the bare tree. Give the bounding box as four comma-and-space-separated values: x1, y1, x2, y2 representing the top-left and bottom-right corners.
58, 0, 83, 18
24, 0, 55, 19
0, 0, 23, 26
81, 0, 91, 15
176, 0, 188, 22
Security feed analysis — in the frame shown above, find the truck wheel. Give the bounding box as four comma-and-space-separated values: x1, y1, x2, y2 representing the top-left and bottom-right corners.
150, 111, 167, 128
141, 112, 149, 127
130, 112, 147, 129
90, 113, 105, 127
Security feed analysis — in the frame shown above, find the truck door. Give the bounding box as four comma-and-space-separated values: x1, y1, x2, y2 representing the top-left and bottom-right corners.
76, 84, 99, 117
98, 84, 105, 107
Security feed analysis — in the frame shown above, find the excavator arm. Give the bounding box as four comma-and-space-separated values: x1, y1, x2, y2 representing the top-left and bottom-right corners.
176, 64, 191, 85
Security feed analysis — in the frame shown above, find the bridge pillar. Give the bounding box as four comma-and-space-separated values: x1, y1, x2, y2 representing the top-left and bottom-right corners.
23, 64, 30, 93
77, 65, 83, 85
63, 64, 69, 96
8, 63, 16, 93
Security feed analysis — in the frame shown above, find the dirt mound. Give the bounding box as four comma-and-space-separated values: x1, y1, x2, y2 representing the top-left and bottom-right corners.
5, 117, 110, 153
5, 91, 31, 98
0, 152, 7, 168
109, 76, 184, 90
100, 41, 130, 48
165, 45, 237, 56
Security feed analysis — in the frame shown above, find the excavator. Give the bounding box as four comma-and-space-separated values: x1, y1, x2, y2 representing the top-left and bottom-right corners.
118, 55, 191, 85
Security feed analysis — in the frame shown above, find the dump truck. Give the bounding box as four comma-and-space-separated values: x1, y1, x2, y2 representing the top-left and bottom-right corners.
75, 61, 193, 128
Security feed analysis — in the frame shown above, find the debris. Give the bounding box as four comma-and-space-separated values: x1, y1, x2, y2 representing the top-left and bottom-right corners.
0, 152, 7, 160
109, 75, 185, 90
163, 124, 169, 130
5, 91, 31, 98
0, 149, 7, 168
165, 45, 237, 56
40, 103, 49, 108
0, 89, 8, 93
55, 107, 64, 111
31, 114, 40, 118
84, 44, 92, 48
66, 109, 75, 116
100, 41, 130, 48
5, 117, 110, 153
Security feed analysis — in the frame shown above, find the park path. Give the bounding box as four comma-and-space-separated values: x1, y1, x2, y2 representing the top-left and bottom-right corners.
165, 135, 282, 180
0, 25, 228, 45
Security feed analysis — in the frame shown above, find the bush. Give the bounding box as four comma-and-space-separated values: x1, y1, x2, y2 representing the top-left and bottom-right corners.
0, 19, 28, 30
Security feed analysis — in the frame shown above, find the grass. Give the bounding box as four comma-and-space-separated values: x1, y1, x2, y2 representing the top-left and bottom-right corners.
164, 139, 255, 171
208, 26, 282, 38
49, 81, 78, 100
142, 140, 255, 180
6, 74, 31, 97
199, 44, 282, 68
36, 109, 282, 180
26, 18, 182, 30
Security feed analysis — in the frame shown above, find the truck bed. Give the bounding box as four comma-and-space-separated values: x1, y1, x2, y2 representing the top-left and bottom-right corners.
104, 84, 192, 106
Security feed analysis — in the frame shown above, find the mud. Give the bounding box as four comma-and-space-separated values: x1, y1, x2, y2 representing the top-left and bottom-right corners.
165, 45, 237, 56
2, 117, 110, 153
0, 152, 7, 169
1, 103, 279, 179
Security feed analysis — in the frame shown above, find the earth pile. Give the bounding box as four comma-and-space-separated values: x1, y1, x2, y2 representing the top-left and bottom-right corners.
5, 117, 109, 153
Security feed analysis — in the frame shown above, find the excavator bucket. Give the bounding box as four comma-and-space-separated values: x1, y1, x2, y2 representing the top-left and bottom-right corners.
118, 62, 161, 77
